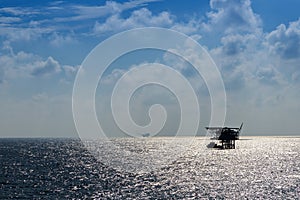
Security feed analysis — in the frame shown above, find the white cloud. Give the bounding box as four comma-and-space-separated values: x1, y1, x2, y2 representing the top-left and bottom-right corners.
0, 46, 79, 81
256, 65, 285, 86
0, 49, 38, 80
101, 68, 126, 85
55, 0, 161, 22
0, 27, 53, 42
210, 33, 289, 93
0, 7, 40, 16
220, 34, 253, 56
63, 65, 79, 77
207, 16, 300, 94
0, 16, 21, 24
266, 19, 300, 59
171, 18, 203, 36
204, 0, 262, 35
92, 7, 205, 36
93, 8, 174, 34
31, 56, 61, 76
162, 51, 188, 71
207, 16, 293, 111
1, 0, 300, 136
91, 0, 297, 123
49, 32, 76, 47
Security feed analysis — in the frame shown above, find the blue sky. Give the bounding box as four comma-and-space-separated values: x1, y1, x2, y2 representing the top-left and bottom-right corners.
0, 0, 300, 137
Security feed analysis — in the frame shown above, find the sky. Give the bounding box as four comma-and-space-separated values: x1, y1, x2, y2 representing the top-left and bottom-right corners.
0, 0, 300, 137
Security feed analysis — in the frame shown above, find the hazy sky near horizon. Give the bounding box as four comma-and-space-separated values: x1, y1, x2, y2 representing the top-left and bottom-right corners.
0, 0, 300, 137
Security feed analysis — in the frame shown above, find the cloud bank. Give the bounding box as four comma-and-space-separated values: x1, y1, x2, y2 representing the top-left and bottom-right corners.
0, 0, 300, 136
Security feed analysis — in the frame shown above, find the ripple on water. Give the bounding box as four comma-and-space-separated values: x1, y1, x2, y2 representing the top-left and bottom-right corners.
0, 137, 299, 199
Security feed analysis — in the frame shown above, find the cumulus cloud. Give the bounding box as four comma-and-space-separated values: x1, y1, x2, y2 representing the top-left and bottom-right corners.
163, 51, 188, 71
224, 67, 246, 90
208, 16, 299, 93
266, 19, 300, 59
205, 0, 261, 34
93, 8, 173, 34
93, 7, 207, 36
0, 49, 38, 80
0, 27, 53, 42
171, 18, 203, 36
220, 35, 245, 56
256, 65, 285, 86
1, 0, 300, 136
49, 32, 76, 47
210, 33, 288, 92
31, 56, 61, 76
101, 68, 126, 85
63, 65, 79, 77
0, 44, 81, 84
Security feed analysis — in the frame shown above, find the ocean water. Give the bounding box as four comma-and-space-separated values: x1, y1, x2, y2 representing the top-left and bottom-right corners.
0, 137, 300, 199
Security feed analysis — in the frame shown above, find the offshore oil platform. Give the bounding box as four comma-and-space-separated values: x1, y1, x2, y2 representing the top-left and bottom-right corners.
206, 123, 243, 149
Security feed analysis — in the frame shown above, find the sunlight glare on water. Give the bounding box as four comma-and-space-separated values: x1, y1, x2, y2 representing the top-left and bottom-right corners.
1, 137, 300, 199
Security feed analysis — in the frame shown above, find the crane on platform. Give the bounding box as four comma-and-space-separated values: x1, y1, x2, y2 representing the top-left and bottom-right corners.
206, 123, 243, 149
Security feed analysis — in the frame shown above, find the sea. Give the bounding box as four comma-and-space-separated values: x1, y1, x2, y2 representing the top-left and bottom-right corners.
0, 136, 300, 199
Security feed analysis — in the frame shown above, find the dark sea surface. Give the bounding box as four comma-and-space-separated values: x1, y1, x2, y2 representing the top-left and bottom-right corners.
1, 137, 300, 199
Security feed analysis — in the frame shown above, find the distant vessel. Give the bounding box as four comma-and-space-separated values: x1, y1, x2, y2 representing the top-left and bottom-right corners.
142, 133, 150, 137
206, 123, 243, 149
